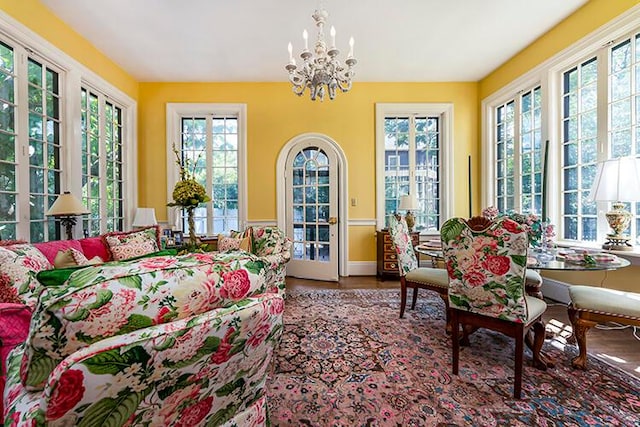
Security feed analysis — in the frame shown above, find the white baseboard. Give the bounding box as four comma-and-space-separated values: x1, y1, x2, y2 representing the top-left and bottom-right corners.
347, 261, 377, 276
541, 278, 570, 304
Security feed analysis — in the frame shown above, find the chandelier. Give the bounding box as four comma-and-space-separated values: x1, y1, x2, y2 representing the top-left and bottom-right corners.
285, 8, 357, 101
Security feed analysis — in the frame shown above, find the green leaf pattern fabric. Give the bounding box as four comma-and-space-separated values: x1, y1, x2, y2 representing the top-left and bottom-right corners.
250, 226, 292, 295
4, 293, 283, 426
20, 251, 271, 391
440, 217, 529, 323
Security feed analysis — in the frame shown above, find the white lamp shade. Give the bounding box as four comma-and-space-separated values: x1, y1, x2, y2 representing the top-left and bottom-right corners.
46, 192, 90, 216
132, 208, 158, 227
589, 157, 640, 202
398, 194, 419, 211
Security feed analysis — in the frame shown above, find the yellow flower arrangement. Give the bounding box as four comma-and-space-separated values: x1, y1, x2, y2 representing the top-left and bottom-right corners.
167, 144, 210, 249
167, 144, 211, 208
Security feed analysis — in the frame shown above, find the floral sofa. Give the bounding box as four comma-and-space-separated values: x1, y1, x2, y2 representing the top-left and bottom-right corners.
3, 250, 284, 426
0, 225, 292, 425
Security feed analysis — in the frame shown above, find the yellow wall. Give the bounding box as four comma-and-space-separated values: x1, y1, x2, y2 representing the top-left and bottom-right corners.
479, 0, 640, 292
138, 82, 478, 261
480, 0, 640, 99
0, 0, 138, 99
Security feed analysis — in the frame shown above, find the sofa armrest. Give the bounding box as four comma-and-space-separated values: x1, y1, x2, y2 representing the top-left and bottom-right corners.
4, 294, 284, 425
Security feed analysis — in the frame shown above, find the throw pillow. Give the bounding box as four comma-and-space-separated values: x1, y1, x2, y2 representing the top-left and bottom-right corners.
228, 227, 254, 253
217, 234, 252, 252
109, 240, 158, 261
0, 244, 51, 309
53, 248, 103, 268
103, 226, 160, 261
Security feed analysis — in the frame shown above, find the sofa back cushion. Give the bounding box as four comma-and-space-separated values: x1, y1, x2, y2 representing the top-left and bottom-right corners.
0, 244, 51, 309
21, 251, 269, 390
33, 240, 84, 265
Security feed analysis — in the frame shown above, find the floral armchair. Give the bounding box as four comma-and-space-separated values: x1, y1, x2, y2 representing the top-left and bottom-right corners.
3, 251, 283, 426
440, 216, 547, 399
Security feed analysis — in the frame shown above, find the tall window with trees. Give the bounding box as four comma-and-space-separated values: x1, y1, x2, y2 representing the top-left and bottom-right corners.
383, 115, 441, 231
167, 104, 246, 236
0, 40, 62, 242
493, 86, 543, 216
80, 87, 124, 236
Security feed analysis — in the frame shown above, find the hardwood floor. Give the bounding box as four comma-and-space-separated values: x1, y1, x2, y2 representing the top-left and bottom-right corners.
285, 275, 640, 379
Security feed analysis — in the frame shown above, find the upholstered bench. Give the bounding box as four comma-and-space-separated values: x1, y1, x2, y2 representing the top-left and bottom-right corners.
567, 285, 640, 370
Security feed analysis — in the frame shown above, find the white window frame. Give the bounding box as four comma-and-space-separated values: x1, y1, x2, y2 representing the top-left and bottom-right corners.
375, 103, 454, 232
166, 103, 247, 234
0, 10, 137, 239
482, 5, 640, 247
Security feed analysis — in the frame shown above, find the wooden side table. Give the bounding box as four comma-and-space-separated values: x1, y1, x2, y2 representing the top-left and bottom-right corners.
376, 229, 419, 280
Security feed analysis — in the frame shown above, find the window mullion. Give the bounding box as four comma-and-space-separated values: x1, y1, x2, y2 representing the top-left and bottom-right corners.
408, 115, 416, 195
206, 115, 213, 235
596, 47, 610, 243
15, 45, 30, 240
514, 96, 523, 212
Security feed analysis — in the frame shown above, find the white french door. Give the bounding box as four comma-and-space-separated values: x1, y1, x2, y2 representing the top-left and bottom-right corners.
285, 138, 339, 281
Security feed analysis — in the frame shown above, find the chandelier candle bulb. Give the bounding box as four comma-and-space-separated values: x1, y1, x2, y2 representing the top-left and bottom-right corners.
348, 37, 354, 58
303, 29, 308, 50
330, 26, 336, 48
288, 42, 293, 63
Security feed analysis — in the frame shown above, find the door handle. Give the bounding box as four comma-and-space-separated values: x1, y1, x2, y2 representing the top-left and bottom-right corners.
328, 217, 337, 225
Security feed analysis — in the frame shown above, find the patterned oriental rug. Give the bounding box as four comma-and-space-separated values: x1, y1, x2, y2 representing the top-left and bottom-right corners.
266, 288, 640, 426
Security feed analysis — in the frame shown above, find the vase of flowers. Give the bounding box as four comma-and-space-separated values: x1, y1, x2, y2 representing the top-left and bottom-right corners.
167, 144, 210, 249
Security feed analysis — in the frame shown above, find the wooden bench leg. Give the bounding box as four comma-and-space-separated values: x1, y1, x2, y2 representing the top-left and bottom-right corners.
568, 305, 597, 370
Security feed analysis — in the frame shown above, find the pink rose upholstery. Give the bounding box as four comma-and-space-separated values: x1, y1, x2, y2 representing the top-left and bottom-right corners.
388, 215, 449, 323
440, 216, 548, 399
248, 226, 292, 295
0, 244, 52, 309
4, 251, 283, 425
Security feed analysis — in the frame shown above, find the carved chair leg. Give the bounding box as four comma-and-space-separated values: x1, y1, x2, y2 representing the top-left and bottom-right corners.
530, 320, 547, 371
451, 309, 460, 375
568, 309, 596, 370
400, 278, 408, 318
411, 287, 419, 309
514, 328, 524, 399
439, 293, 452, 334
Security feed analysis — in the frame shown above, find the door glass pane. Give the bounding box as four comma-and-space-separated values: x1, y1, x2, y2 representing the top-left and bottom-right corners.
291, 146, 331, 263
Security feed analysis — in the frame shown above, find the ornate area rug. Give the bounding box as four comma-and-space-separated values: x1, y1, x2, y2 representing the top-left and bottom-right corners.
266, 288, 640, 426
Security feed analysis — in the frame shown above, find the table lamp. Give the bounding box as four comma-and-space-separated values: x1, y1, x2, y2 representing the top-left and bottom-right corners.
399, 194, 420, 232
588, 156, 640, 251
132, 207, 158, 229
46, 191, 90, 240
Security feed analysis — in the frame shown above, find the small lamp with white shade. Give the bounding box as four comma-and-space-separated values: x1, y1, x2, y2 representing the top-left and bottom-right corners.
588, 156, 640, 251
46, 191, 90, 240
132, 207, 158, 229
399, 194, 420, 232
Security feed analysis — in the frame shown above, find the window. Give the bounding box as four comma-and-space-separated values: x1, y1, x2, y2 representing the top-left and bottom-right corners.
375, 104, 454, 232
483, 8, 640, 247
560, 58, 599, 242
166, 104, 247, 236
81, 87, 125, 235
0, 41, 62, 242
0, 18, 136, 241
492, 86, 543, 216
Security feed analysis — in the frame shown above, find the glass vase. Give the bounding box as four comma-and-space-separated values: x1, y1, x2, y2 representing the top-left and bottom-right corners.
186, 206, 198, 248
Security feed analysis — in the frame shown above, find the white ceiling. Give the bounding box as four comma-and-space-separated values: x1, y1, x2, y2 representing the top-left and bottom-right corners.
40, 0, 588, 83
